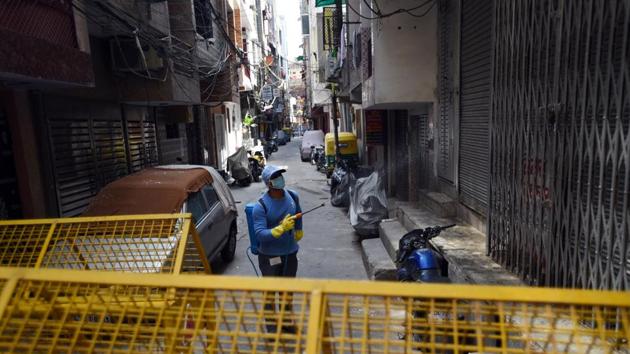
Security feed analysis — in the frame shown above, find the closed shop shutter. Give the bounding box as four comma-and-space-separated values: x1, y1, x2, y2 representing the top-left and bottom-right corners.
458, 0, 493, 213
438, 0, 455, 182
46, 97, 127, 216
126, 113, 158, 173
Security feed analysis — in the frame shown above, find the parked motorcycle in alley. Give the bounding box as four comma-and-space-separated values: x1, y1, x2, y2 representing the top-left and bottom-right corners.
263, 139, 274, 159
396, 224, 470, 349
247, 149, 265, 182
396, 224, 455, 283
310, 145, 325, 171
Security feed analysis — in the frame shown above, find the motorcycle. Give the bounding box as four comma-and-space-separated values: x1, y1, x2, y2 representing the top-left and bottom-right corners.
396, 224, 465, 348
396, 224, 455, 283
248, 149, 265, 183
310, 145, 325, 170
263, 139, 274, 159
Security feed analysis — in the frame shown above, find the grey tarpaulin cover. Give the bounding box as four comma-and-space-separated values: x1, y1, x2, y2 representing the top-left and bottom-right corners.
349, 171, 388, 236
227, 147, 251, 180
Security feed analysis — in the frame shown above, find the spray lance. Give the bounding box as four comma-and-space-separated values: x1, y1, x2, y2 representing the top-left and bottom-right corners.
289, 202, 325, 220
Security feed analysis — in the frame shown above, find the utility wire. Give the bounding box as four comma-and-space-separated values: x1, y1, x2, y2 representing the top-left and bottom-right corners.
349, 0, 435, 19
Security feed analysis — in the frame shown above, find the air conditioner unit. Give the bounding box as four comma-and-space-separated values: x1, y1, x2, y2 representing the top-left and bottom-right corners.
110, 38, 165, 72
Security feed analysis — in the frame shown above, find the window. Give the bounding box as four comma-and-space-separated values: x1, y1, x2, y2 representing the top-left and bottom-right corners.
194, 0, 213, 39
187, 191, 208, 223
165, 123, 180, 139
201, 185, 220, 208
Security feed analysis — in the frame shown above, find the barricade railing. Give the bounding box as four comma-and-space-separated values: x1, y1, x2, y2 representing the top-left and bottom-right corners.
0, 214, 210, 274
0, 268, 626, 353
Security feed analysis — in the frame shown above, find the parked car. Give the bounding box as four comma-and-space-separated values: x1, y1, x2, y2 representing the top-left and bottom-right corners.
83, 165, 238, 265
300, 129, 325, 162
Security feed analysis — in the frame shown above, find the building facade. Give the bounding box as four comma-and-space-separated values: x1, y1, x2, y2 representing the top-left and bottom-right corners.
0, 0, 286, 218
312, 0, 630, 290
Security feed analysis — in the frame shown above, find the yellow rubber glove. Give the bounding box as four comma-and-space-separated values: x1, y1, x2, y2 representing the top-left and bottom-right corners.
294, 230, 304, 241
271, 214, 296, 238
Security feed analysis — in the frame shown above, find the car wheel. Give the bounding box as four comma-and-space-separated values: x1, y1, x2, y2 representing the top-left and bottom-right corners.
221, 225, 237, 263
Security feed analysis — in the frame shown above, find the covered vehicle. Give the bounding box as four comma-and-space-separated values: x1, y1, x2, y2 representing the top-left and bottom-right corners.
276, 130, 288, 145
228, 146, 253, 186
325, 132, 359, 177
349, 171, 388, 237
84, 165, 238, 265
300, 129, 325, 161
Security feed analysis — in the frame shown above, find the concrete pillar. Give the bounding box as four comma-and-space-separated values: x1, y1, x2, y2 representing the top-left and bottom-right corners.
1, 90, 48, 218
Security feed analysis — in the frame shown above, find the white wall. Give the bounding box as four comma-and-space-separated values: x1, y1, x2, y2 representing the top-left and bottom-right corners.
308, 4, 331, 106
363, 0, 438, 108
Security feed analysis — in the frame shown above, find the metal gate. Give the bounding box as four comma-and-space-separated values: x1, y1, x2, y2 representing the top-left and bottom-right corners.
437, 0, 456, 183
126, 111, 158, 173
489, 0, 630, 290
458, 0, 493, 214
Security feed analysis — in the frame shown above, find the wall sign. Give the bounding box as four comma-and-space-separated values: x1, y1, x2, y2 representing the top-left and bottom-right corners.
365, 110, 384, 146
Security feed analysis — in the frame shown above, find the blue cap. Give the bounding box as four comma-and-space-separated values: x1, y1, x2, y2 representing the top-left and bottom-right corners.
262, 165, 286, 185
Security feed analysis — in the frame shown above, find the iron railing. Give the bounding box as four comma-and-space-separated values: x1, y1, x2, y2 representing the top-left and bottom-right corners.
489, 0, 630, 290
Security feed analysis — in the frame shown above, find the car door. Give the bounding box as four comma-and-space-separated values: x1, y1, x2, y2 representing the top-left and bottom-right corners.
185, 190, 215, 261
200, 184, 228, 253
195, 184, 225, 260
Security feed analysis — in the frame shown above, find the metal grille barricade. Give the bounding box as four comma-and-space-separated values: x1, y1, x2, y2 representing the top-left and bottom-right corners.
0, 214, 210, 274
0, 268, 626, 353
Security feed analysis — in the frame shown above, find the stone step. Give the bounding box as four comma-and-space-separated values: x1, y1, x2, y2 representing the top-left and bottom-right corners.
419, 190, 457, 218
378, 218, 409, 262
392, 203, 523, 286
360, 237, 397, 281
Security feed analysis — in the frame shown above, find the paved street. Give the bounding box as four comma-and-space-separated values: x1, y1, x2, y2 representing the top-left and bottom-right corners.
211, 138, 366, 280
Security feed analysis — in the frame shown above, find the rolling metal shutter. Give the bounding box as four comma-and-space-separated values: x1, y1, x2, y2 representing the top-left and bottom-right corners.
458, 0, 493, 213
437, 0, 455, 182
46, 98, 128, 216
45, 98, 158, 216
126, 116, 158, 173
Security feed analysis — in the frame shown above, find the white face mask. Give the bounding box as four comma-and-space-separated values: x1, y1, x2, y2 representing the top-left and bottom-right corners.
270, 175, 285, 189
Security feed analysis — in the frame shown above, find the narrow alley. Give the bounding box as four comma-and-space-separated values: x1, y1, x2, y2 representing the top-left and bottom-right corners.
0, 0, 628, 351
214, 138, 366, 279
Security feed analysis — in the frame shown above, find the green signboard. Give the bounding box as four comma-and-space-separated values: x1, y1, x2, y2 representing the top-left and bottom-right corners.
315, 0, 345, 7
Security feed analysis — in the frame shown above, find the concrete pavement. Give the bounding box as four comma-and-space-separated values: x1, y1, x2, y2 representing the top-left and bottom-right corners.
212, 138, 367, 280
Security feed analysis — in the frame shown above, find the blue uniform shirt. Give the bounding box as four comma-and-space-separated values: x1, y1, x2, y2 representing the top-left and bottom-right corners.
252, 189, 303, 256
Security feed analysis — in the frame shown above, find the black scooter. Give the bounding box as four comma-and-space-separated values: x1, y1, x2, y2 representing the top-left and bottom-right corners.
248, 150, 263, 182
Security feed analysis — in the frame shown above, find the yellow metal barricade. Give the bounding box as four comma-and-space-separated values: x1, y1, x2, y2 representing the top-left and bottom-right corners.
0, 268, 626, 353
0, 214, 210, 274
